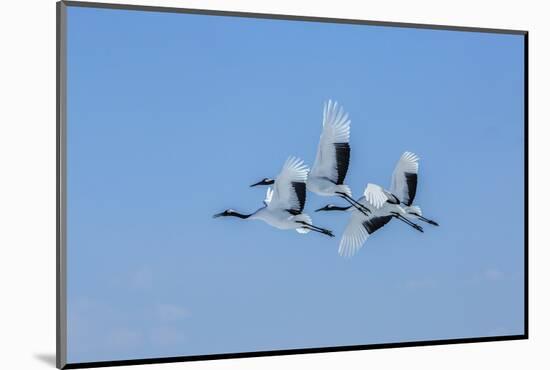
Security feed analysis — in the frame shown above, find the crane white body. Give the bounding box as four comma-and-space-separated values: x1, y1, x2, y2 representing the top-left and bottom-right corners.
387, 152, 438, 225
215, 157, 333, 236
249, 206, 312, 232
337, 190, 417, 257
306, 177, 351, 197
337, 196, 394, 257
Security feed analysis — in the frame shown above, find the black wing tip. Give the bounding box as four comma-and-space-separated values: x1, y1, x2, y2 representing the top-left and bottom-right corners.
334, 142, 351, 185
404, 172, 418, 206
291, 181, 307, 213
362, 215, 392, 235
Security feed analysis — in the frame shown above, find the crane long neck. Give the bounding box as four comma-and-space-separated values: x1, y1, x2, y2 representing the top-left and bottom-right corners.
332, 205, 353, 211
230, 211, 253, 219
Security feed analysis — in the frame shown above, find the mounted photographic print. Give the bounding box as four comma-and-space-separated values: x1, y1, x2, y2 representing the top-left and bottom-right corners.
57, 1, 528, 368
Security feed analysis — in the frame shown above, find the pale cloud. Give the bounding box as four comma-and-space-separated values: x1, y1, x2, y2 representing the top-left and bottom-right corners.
107, 327, 144, 350
150, 326, 184, 347
68, 297, 146, 361
131, 266, 154, 290
68, 296, 190, 362
156, 303, 190, 321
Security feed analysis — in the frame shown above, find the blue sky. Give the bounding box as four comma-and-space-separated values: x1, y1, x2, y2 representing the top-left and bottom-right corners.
66, 6, 525, 364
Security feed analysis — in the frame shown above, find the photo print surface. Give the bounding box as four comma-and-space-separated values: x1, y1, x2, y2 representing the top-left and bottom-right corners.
63, 3, 526, 365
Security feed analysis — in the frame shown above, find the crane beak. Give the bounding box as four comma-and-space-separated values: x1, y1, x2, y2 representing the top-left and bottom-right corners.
212, 212, 224, 218
314, 206, 326, 212
250, 180, 264, 187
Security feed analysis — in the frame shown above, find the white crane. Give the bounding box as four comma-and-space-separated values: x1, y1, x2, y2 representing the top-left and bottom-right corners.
250, 100, 369, 215
315, 186, 422, 257
314, 198, 387, 257
315, 151, 438, 257
388, 151, 439, 226
214, 157, 334, 237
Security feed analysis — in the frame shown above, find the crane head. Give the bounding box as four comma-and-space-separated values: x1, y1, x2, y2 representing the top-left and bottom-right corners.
250, 178, 275, 187
213, 209, 235, 218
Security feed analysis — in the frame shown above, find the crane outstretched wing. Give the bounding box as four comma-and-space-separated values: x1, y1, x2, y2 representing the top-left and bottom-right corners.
390, 151, 419, 206
363, 183, 389, 209
268, 156, 309, 214
263, 187, 274, 206
338, 199, 392, 257
309, 100, 351, 185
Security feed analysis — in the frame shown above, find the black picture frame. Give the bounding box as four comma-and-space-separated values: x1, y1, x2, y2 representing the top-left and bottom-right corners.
56, 1, 528, 368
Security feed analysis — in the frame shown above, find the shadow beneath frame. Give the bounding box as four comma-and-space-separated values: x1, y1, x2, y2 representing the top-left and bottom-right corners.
34, 353, 56, 367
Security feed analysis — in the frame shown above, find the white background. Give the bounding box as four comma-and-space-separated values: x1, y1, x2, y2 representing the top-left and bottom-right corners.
0, 0, 545, 369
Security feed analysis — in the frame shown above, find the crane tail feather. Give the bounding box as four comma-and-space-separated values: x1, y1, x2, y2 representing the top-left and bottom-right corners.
294, 213, 312, 234
336, 184, 352, 198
